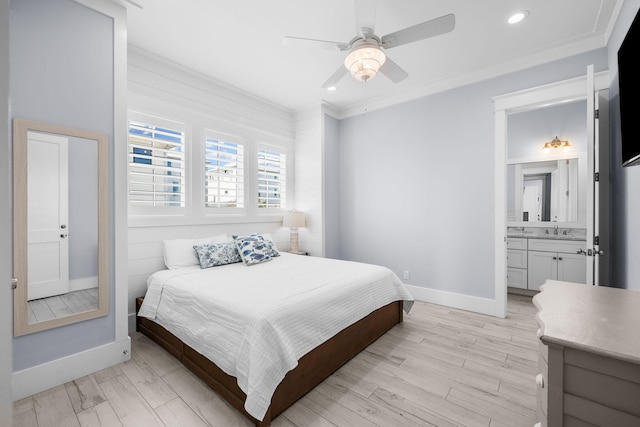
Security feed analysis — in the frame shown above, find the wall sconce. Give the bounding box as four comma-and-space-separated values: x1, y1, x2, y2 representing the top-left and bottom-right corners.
543, 136, 571, 154
283, 210, 305, 254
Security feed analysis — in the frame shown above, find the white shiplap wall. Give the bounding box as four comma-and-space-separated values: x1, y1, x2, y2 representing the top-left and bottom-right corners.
127, 49, 297, 331
293, 105, 325, 257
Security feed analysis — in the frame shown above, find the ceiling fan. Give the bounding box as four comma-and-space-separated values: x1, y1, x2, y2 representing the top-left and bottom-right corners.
283, 0, 455, 89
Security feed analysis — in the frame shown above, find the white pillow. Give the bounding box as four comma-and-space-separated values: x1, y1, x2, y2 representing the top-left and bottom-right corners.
163, 234, 230, 269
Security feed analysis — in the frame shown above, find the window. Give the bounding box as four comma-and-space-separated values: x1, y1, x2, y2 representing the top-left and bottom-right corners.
204, 133, 244, 208
128, 116, 186, 208
257, 148, 286, 209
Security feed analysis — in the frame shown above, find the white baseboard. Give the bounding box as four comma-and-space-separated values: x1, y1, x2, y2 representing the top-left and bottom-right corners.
12, 337, 131, 401
69, 276, 99, 292
405, 284, 501, 317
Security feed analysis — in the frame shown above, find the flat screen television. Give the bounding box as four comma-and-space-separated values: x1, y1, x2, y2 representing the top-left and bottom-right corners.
618, 8, 640, 167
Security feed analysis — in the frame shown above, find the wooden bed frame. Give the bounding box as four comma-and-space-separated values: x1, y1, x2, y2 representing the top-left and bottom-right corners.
136, 297, 403, 427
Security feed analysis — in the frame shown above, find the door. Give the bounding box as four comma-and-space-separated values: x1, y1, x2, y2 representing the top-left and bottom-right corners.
585, 65, 610, 286
27, 131, 69, 300
594, 89, 610, 285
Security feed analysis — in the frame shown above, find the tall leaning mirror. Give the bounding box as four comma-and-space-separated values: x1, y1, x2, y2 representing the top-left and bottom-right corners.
13, 118, 109, 336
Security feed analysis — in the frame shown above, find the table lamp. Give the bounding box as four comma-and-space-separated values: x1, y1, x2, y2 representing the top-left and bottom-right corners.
283, 210, 305, 254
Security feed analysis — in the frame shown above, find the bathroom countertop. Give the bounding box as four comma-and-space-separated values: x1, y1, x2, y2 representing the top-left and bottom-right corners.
507, 233, 586, 241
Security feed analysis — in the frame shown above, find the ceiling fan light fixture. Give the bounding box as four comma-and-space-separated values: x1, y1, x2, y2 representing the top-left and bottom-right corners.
344, 45, 386, 82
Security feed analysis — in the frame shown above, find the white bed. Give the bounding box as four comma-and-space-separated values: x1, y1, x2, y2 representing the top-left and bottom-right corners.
138, 251, 413, 423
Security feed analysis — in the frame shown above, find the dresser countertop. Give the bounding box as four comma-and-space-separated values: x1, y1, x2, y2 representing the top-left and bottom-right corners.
533, 280, 640, 364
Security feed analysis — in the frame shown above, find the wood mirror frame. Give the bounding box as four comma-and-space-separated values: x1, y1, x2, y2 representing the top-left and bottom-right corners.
13, 118, 109, 336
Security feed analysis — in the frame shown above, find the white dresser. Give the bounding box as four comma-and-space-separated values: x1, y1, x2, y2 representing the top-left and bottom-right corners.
533, 281, 640, 426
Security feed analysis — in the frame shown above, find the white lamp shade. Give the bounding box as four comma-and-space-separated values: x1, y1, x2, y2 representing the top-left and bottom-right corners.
283, 210, 305, 228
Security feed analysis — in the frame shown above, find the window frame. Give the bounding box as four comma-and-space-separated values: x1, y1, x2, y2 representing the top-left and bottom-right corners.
255, 142, 289, 213
126, 108, 294, 227
202, 129, 247, 216
127, 111, 189, 217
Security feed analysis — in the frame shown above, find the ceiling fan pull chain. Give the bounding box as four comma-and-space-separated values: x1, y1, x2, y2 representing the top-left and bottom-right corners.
362, 80, 367, 116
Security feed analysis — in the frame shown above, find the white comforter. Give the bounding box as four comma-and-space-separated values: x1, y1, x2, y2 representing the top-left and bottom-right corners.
138, 253, 414, 421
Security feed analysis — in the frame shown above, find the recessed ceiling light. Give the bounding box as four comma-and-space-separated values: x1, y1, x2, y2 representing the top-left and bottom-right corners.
508, 10, 529, 25
326, 86, 337, 92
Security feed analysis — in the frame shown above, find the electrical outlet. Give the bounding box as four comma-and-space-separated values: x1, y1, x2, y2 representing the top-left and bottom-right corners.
403, 270, 410, 280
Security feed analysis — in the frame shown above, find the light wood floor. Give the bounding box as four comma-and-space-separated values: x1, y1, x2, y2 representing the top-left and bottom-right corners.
12, 294, 539, 427
28, 288, 99, 324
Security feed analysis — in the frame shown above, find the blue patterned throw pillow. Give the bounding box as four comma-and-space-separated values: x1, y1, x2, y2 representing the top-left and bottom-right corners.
262, 238, 280, 258
234, 234, 272, 266
193, 242, 242, 269
232, 233, 280, 258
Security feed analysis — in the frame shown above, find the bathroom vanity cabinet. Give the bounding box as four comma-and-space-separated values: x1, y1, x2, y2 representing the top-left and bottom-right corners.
507, 237, 586, 291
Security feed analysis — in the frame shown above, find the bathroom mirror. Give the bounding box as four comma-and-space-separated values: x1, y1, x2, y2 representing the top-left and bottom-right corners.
507, 156, 585, 225
13, 118, 109, 336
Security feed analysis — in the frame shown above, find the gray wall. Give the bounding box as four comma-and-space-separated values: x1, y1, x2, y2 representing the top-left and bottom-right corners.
68, 136, 99, 281
1, 0, 13, 420
608, 0, 640, 291
507, 101, 587, 159
324, 114, 340, 259
336, 49, 607, 299
10, 0, 115, 371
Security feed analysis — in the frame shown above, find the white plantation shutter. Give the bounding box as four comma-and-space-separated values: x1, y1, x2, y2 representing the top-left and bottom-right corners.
128, 116, 186, 208
204, 134, 244, 208
257, 148, 286, 208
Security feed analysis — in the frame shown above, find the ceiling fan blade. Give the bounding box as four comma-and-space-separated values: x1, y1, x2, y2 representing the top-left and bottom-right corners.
283, 36, 349, 51
321, 65, 348, 89
381, 13, 455, 49
379, 57, 408, 83
354, 0, 377, 37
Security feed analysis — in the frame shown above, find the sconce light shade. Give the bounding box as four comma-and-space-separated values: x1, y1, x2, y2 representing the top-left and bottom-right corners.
283, 210, 305, 228
543, 136, 571, 154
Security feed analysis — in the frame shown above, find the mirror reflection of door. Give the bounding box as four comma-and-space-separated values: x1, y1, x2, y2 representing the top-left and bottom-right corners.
27, 131, 69, 300
523, 174, 550, 222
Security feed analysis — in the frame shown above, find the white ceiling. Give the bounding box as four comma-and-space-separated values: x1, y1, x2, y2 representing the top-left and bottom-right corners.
123, 0, 622, 115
